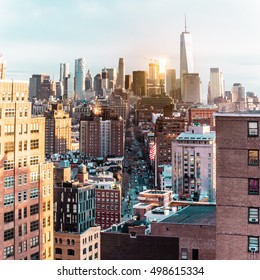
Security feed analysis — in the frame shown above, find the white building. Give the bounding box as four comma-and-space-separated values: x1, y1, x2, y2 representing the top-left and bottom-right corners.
75, 58, 86, 100
172, 124, 216, 201
231, 83, 246, 103
180, 29, 194, 77
107, 68, 117, 90
116, 58, 125, 90
180, 25, 194, 98
208, 68, 225, 104
159, 164, 173, 191
100, 120, 111, 158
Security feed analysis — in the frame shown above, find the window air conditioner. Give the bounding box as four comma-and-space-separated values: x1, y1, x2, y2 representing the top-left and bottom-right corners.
249, 247, 257, 252
249, 218, 258, 222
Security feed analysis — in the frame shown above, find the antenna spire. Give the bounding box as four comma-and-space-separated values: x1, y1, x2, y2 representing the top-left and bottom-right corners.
185, 13, 187, 32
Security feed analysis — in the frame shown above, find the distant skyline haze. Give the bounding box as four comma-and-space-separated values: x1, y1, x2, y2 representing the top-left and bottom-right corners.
1, 0, 260, 101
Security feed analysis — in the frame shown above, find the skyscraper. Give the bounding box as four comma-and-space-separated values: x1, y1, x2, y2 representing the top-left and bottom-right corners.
166, 69, 177, 96
180, 19, 194, 98
116, 58, 125, 90
182, 73, 201, 104
60, 63, 69, 83
231, 83, 246, 103
180, 22, 194, 77
59, 63, 69, 100
0, 79, 54, 260
0, 54, 6, 80
106, 68, 117, 90
132, 71, 148, 96
29, 74, 51, 99
75, 58, 86, 100
85, 69, 93, 91
208, 68, 224, 104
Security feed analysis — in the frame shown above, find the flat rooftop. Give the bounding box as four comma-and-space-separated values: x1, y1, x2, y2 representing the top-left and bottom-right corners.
177, 132, 215, 141
159, 205, 216, 226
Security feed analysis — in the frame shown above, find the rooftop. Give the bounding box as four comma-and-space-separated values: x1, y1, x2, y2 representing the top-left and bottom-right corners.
159, 205, 216, 226
177, 132, 216, 141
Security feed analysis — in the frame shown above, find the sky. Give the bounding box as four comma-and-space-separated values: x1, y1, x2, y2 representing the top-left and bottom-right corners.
1, 0, 260, 101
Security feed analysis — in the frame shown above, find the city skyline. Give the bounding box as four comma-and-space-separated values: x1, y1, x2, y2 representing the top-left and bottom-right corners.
1, 0, 260, 101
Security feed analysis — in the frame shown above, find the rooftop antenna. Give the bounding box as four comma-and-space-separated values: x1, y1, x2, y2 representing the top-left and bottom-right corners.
185, 13, 187, 32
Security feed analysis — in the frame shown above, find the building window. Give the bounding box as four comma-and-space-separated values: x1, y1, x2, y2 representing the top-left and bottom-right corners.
30, 155, 39, 166
4, 176, 14, 188
24, 208, 27, 218
55, 248, 62, 254
18, 209, 22, 219
67, 249, 75, 256
4, 211, 14, 224
18, 175, 22, 186
4, 228, 14, 241
4, 246, 14, 259
248, 179, 259, 195
30, 172, 38, 183
4, 194, 14, 206
19, 141, 22, 151
30, 220, 39, 232
5, 109, 15, 118
181, 248, 188, 260
30, 139, 39, 150
4, 159, 14, 170
30, 252, 39, 260
30, 236, 39, 248
24, 140, 27, 151
249, 208, 259, 224
24, 157, 27, 167
23, 242, 27, 253
248, 236, 259, 253
24, 174, 27, 184
24, 190, 27, 201
248, 150, 259, 166
192, 249, 199, 260
30, 188, 39, 199
30, 204, 39, 215
18, 192, 22, 203
248, 122, 258, 137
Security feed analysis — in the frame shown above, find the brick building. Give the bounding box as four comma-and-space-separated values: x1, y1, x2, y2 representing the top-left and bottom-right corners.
215, 112, 260, 259
151, 205, 216, 260
101, 220, 179, 260
80, 114, 124, 158
94, 184, 121, 230
155, 114, 187, 185
188, 105, 218, 130
54, 163, 101, 260
44, 103, 72, 156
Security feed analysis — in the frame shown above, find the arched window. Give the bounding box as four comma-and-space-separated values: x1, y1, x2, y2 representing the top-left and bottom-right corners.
55, 248, 62, 254
67, 249, 74, 256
